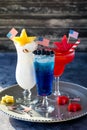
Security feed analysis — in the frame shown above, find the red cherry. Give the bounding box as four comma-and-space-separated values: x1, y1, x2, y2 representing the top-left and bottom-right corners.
57, 95, 69, 105
68, 103, 82, 112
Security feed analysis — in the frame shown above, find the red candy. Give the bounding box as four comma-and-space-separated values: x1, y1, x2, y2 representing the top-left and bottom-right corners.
68, 103, 82, 112
57, 95, 69, 105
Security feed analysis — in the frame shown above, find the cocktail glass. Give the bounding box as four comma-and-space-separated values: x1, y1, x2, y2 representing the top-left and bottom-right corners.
53, 50, 75, 96
15, 42, 37, 106
34, 52, 54, 113
13, 29, 37, 106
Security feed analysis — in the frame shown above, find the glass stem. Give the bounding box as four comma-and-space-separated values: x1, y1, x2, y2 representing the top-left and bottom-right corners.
23, 89, 31, 103
54, 76, 61, 96
28, 90, 31, 101
42, 96, 48, 109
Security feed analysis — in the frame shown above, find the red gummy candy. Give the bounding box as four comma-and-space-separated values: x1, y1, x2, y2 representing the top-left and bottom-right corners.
68, 103, 82, 112
57, 95, 69, 105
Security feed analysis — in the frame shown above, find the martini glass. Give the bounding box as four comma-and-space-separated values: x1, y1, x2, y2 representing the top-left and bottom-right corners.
53, 50, 75, 96
34, 50, 54, 113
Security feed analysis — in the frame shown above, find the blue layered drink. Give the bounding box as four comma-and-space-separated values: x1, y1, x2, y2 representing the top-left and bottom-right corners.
34, 54, 54, 96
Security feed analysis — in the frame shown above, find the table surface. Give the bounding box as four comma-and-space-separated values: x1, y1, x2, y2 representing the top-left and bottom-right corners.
0, 52, 87, 130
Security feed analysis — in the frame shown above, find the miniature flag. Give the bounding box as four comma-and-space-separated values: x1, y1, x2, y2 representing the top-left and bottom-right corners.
69, 30, 79, 39
7, 28, 18, 40
38, 37, 50, 47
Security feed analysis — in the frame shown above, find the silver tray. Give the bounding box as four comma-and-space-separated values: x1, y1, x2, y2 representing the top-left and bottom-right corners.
0, 81, 87, 123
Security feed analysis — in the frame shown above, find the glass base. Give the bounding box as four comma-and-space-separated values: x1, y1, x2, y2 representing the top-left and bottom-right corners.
16, 98, 31, 106
47, 91, 70, 102
35, 104, 54, 113
23, 99, 31, 106
16, 97, 39, 107
53, 91, 61, 96
23, 97, 40, 107
53, 90, 69, 97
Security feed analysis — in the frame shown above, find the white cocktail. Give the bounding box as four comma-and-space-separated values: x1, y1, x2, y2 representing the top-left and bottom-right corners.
13, 29, 37, 105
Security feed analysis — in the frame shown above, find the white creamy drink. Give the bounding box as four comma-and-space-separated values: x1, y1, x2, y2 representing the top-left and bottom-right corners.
13, 29, 37, 90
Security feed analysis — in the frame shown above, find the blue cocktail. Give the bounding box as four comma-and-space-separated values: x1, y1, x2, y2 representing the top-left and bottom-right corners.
34, 53, 54, 112
34, 55, 54, 96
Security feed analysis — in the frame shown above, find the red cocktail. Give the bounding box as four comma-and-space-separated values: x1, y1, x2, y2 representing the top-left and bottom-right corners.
54, 50, 75, 77
52, 35, 80, 96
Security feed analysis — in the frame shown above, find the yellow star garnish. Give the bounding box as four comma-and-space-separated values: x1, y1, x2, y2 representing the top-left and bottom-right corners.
13, 29, 36, 46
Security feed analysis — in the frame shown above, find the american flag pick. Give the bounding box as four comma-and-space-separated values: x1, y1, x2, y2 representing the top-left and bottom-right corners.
69, 30, 79, 39
37, 37, 50, 47
7, 28, 18, 40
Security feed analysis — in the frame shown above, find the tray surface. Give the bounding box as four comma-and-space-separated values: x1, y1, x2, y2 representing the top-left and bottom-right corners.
0, 81, 87, 123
